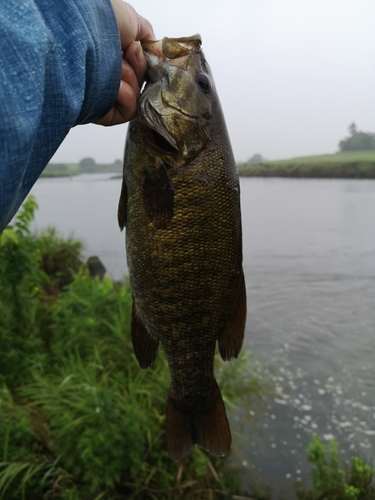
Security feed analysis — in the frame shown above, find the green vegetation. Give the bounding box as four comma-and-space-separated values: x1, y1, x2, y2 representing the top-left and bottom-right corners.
0, 196, 267, 499
238, 151, 375, 178
339, 123, 375, 152
296, 434, 375, 500
78, 157, 123, 174
41, 163, 79, 177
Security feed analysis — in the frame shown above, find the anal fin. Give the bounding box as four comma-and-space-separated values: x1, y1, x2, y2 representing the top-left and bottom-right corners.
131, 301, 159, 369
218, 269, 247, 360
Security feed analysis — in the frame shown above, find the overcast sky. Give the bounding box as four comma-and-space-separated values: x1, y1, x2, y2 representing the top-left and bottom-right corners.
51, 0, 375, 164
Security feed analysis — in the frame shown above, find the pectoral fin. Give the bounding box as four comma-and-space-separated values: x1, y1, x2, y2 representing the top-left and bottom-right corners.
218, 269, 246, 360
118, 179, 127, 231
143, 163, 174, 229
131, 301, 159, 369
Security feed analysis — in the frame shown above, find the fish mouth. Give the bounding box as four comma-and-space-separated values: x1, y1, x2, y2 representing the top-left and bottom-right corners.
137, 34, 210, 160
148, 129, 179, 155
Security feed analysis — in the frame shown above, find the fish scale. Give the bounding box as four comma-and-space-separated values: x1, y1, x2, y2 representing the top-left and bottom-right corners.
118, 34, 246, 461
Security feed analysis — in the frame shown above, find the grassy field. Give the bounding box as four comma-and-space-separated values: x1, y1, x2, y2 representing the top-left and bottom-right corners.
238, 151, 375, 178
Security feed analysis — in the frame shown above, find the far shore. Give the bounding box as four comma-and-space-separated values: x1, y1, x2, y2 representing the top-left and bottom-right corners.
43, 151, 375, 179
238, 151, 375, 179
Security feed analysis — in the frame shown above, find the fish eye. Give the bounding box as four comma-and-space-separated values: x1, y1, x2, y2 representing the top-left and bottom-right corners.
195, 73, 211, 93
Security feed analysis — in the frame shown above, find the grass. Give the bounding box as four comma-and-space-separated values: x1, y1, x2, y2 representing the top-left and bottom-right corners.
238, 151, 375, 178
264, 151, 375, 164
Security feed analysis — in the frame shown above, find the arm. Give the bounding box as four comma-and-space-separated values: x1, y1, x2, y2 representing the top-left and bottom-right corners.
0, 0, 153, 231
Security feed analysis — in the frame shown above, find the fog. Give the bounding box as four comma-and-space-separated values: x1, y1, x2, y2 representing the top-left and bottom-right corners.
51, 0, 375, 164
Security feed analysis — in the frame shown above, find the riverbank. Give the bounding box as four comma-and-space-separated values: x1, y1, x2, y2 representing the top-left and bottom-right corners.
41, 161, 122, 177
45, 151, 375, 179
238, 151, 375, 178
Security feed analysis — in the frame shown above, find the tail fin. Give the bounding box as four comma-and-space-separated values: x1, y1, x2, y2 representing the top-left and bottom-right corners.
165, 380, 231, 461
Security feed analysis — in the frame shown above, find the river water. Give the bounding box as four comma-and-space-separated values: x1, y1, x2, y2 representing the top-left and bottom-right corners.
30, 174, 375, 491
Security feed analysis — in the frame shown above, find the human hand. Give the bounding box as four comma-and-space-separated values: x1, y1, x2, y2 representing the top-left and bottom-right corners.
96, 0, 155, 126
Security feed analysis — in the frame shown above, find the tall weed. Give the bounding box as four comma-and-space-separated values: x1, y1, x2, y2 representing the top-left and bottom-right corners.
296, 434, 375, 500
0, 196, 46, 388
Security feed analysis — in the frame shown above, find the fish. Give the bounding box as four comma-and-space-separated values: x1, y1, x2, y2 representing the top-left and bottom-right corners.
118, 34, 246, 461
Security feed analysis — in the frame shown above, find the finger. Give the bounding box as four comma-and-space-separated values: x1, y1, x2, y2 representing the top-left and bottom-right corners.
95, 59, 140, 126
111, 1, 155, 49
96, 79, 137, 126
121, 57, 140, 98
113, 79, 138, 123
134, 12, 155, 41
124, 41, 147, 88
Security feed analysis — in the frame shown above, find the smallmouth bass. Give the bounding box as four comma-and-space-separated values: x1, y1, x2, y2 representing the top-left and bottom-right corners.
118, 34, 246, 461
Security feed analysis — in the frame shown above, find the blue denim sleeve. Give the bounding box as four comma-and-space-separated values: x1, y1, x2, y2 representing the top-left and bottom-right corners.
0, 0, 121, 231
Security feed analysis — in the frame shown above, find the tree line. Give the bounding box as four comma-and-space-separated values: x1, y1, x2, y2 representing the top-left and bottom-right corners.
339, 122, 375, 152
